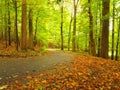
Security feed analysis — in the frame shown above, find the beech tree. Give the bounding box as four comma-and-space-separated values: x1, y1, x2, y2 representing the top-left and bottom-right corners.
21, 0, 27, 51
88, 0, 96, 56
7, 0, 11, 46
4, 0, 8, 48
60, 0, 64, 50
111, 0, 115, 60
28, 8, 34, 49
13, 0, 19, 51
97, 0, 102, 57
115, 17, 120, 60
101, 0, 110, 58
72, 0, 79, 52
68, 14, 73, 51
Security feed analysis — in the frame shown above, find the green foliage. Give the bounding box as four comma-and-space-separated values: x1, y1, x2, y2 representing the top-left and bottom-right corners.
0, 0, 120, 58
57, 0, 61, 4
37, 85, 44, 90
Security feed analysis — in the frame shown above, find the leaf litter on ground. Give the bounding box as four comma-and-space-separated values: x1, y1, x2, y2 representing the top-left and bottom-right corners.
1, 54, 120, 90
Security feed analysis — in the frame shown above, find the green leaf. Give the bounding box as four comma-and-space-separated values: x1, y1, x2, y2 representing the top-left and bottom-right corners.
37, 85, 44, 90
57, 0, 61, 4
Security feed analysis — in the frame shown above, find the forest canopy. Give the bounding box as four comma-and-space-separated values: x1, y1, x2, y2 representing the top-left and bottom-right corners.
0, 0, 120, 60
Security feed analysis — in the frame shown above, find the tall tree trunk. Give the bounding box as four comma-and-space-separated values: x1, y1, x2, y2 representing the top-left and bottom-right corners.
8, 1, 11, 46
14, 0, 19, 51
21, 0, 27, 51
95, 3, 98, 55
60, 0, 64, 50
111, 0, 115, 60
115, 17, 120, 60
5, 0, 8, 48
101, 0, 110, 58
88, 0, 96, 56
0, 3, 4, 40
68, 15, 72, 51
85, 33, 88, 51
97, 1, 102, 57
28, 8, 33, 49
34, 16, 38, 46
72, 0, 77, 52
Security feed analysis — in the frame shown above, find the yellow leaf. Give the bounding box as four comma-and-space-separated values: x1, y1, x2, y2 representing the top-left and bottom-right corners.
72, 82, 78, 86
41, 80, 47, 84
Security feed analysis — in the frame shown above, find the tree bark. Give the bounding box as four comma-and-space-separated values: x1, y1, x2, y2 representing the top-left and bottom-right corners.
88, 0, 96, 56
115, 17, 120, 60
4, 0, 8, 48
34, 16, 38, 46
21, 0, 27, 51
97, 1, 102, 57
72, 0, 77, 52
101, 0, 110, 58
68, 15, 72, 51
111, 0, 115, 60
7, 1, 11, 46
60, 0, 64, 50
14, 0, 19, 51
28, 8, 33, 49
0, 2, 4, 40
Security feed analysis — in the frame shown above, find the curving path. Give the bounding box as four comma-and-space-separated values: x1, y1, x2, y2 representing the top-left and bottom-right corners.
0, 50, 74, 83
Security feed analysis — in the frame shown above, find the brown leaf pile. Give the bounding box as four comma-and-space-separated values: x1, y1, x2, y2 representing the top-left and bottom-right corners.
3, 55, 120, 90
0, 42, 42, 58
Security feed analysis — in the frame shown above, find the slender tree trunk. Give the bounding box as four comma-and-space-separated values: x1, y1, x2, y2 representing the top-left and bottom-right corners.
115, 17, 120, 60
4, 17, 7, 48
8, 1, 11, 46
88, 0, 96, 56
111, 0, 115, 60
28, 8, 33, 49
21, 0, 27, 51
14, 0, 19, 51
97, 1, 102, 57
60, 0, 64, 50
101, 0, 110, 58
85, 33, 88, 51
0, 4, 4, 40
68, 15, 73, 51
72, 0, 77, 52
97, 37, 101, 56
5, 0, 8, 48
34, 16, 38, 46
95, 5, 98, 55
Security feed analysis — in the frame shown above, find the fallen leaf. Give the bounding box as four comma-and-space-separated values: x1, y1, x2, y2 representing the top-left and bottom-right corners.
41, 80, 47, 84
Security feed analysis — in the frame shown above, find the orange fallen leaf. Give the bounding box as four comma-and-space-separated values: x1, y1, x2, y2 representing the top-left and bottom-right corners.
52, 88, 57, 90
41, 80, 47, 84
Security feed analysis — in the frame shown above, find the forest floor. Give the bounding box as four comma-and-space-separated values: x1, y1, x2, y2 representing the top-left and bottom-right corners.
0, 50, 120, 90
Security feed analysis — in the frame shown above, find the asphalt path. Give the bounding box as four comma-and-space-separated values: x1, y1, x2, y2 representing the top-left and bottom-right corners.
0, 50, 74, 83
